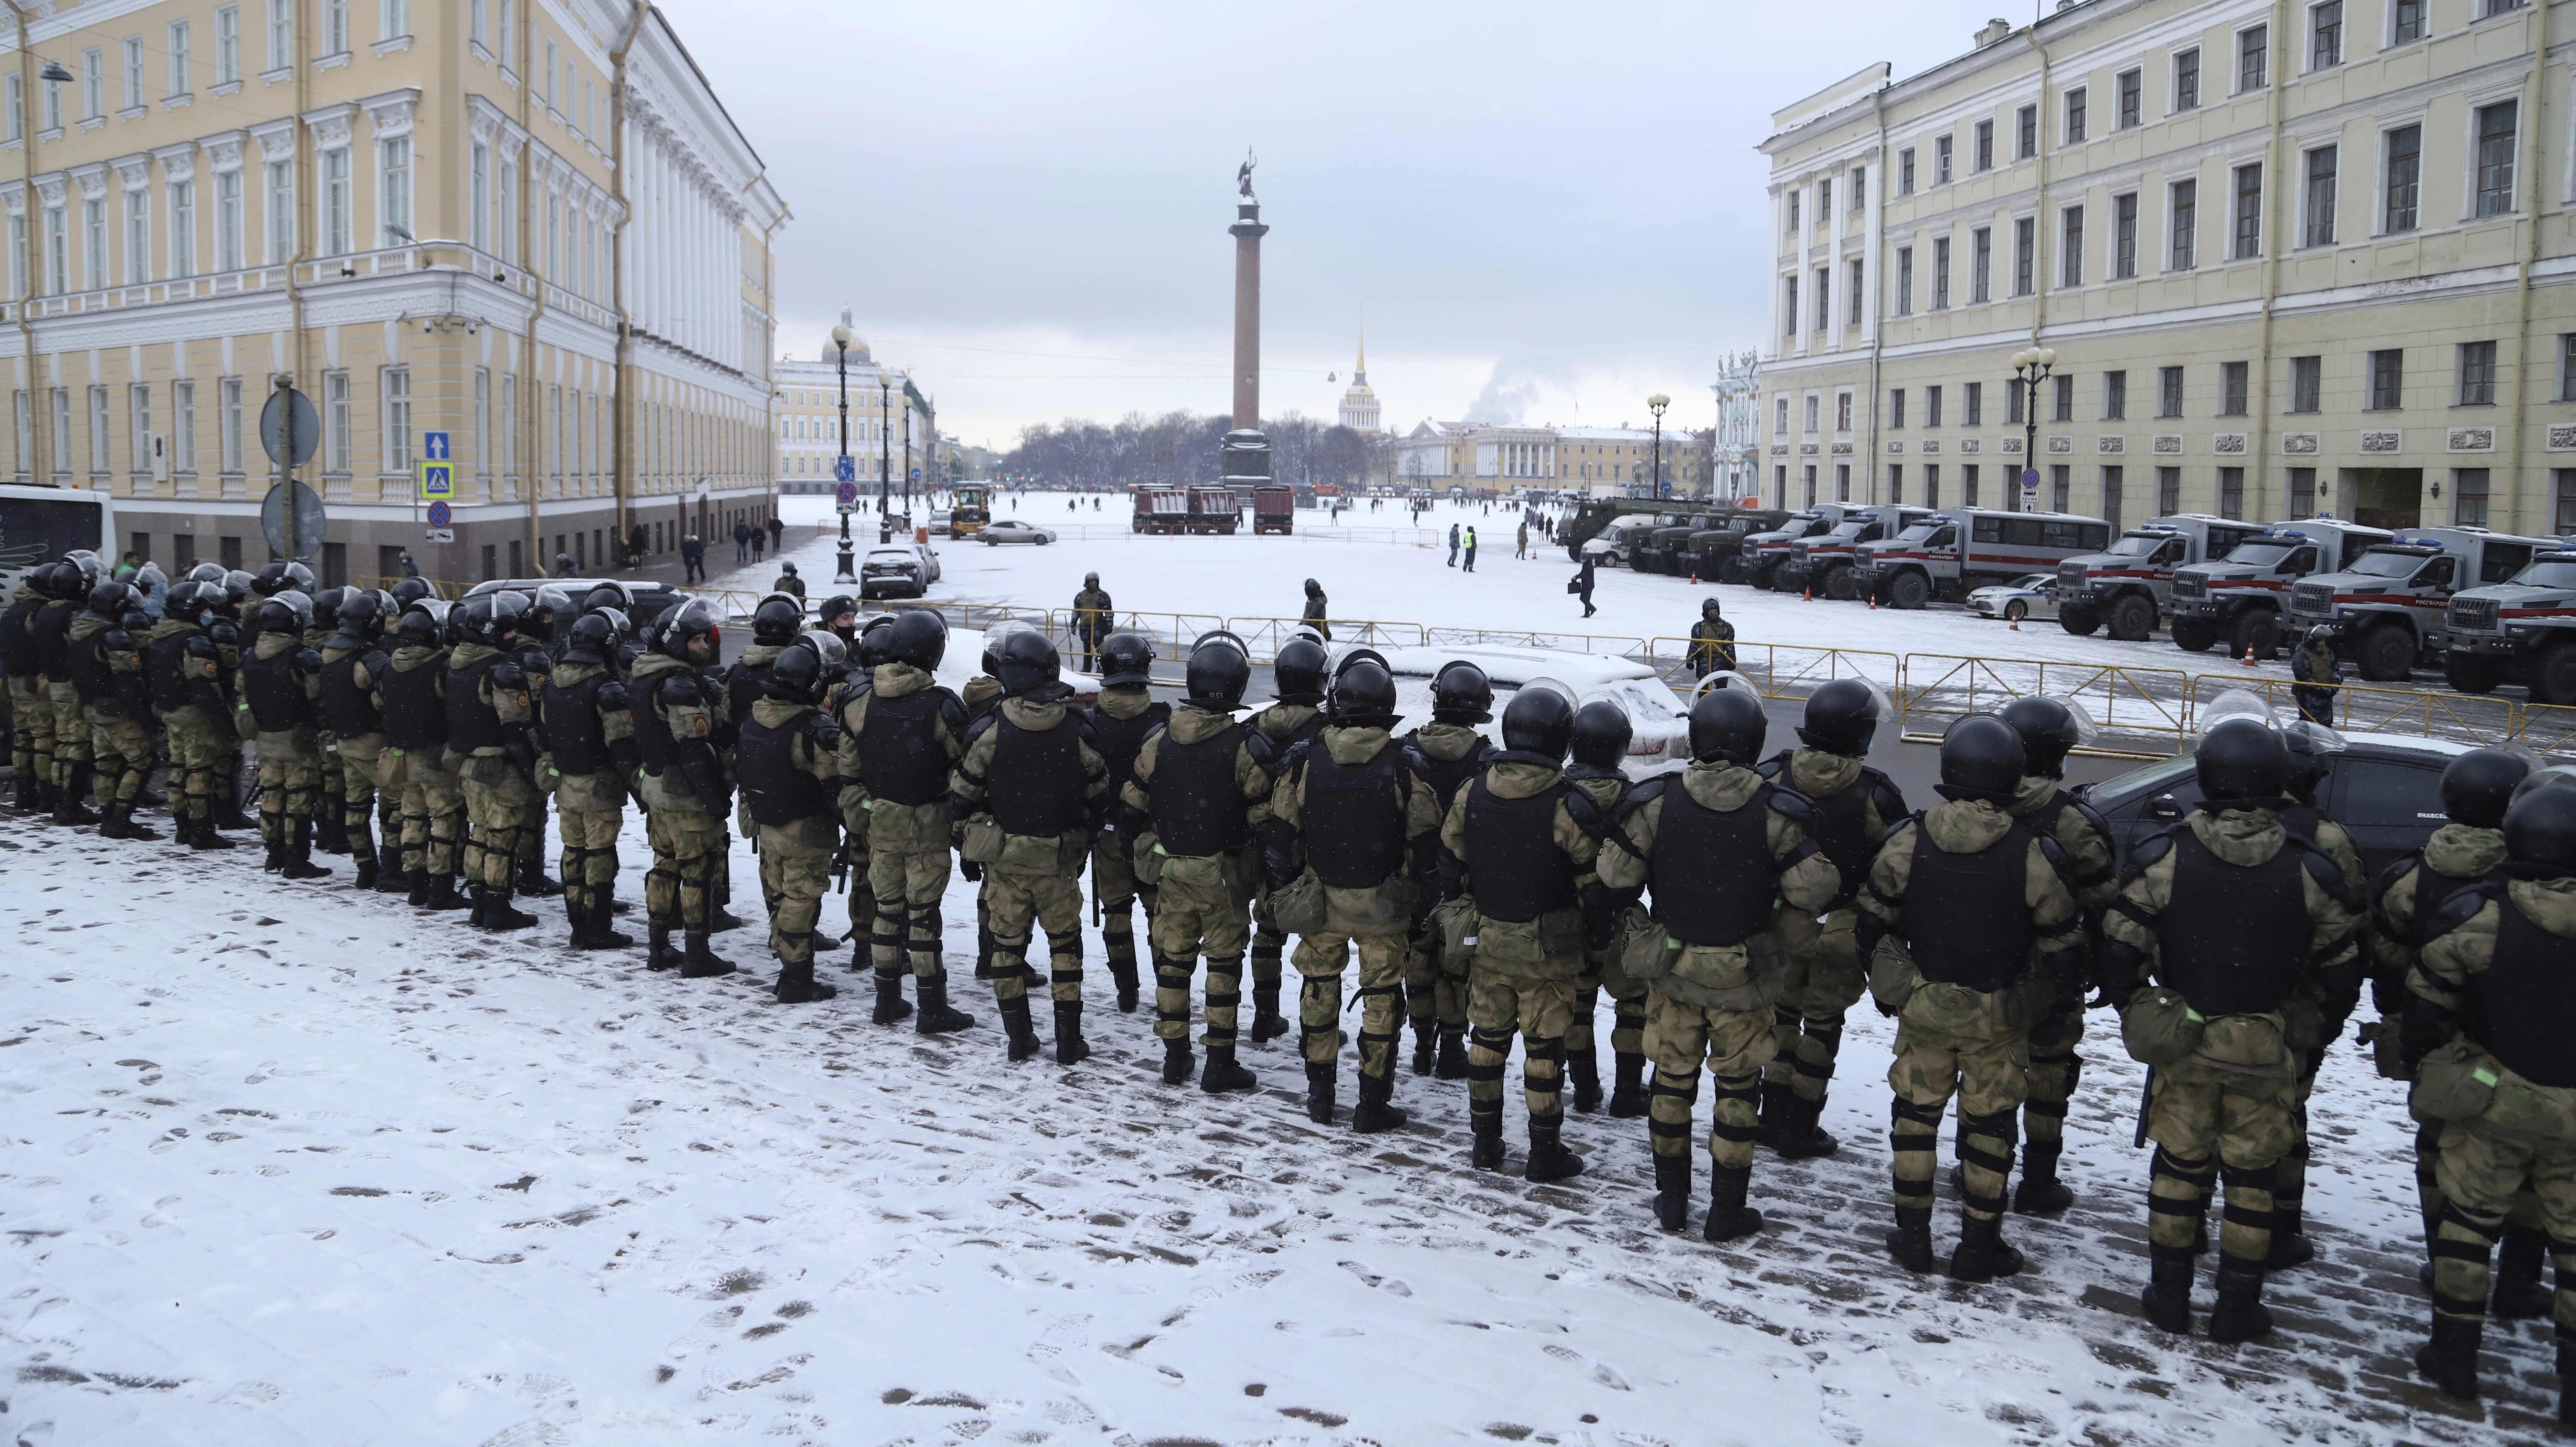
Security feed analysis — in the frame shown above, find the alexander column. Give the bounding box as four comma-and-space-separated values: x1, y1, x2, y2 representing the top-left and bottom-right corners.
1222, 152, 1272, 485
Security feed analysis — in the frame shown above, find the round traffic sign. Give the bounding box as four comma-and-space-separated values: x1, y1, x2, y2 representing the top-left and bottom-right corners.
425, 500, 452, 527
259, 386, 322, 468
2020, 467, 2041, 490
835, 481, 859, 506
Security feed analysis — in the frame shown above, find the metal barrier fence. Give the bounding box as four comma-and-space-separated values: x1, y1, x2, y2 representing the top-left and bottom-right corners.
1900, 655, 2192, 760
2183, 673, 2519, 750
1640, 637, 1902, 706
1430, 625, 1653, 657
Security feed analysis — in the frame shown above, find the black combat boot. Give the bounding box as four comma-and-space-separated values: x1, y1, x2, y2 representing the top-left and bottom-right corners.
1410, 1020, 1437, 1076
1525, 1113, 1584, 1183
1773, 1093, 1840, 1160
11, 773, 36, 812
1566, 1047, 1602, 1114
353, 857, 378, 890
1755, 1079, 1793, 1150
1304, 1063, 1336, 1125
1948, 1213, 2027, 1283
423, 873, 471, 912
54, 767, 99, 826
1000, 998, 1042, 1061
516, 857, 563, 897
2204, 1257, 2273, 1343
871, 972, 914, 1025
475, 886, 539, 930
1704, 1164, 1764, 1243
315, 810, 348, 855
1161, 1036, 1196, 1085
1435, 1026, 1469, 1080
2014, 1139, 2074, 1215
2413, 1314, 2483, 1399
101, 803, 162, 841
373, 856, 409, 894
2556, 1342, 2576, 1428
1608, 1052, 1647, 1118
189, 816, 237, 850
1885, 1205, 1936, 1273
680, 930, 736, 978
646, 921, 680, 971
278, 819, 331, 880
710, 904, 748, 933
1351, 1072, 1407, 1134
1653, 1153, 1692, 1231
1053, 1002, 1089, 1065
213, 780, 255, 831
2492, 1224, 2551, 1319
1108, 960, 1141, 1014
582, 892, 637, 950
1248, 985, 1288, 1044
913, 972, 975, 1033
1200, 1044, 1257, 1095
261, 830, 287, 872
2140, 1245, 2196, 1333
1469, 1107, 1506, 1171
407, 864, 431, 905
771, 943, 838, 1004
2266, 1199, 2314, 1270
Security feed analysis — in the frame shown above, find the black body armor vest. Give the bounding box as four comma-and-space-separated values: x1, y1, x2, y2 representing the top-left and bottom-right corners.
1088, 699, 1170, 799
241, 647, 310, 732
1902, 820, 2036, 994
728, 661, 771, 730
144, 628, 194, 713
0, 596, 41, 674
1302, 745, 1406, 888
30, 602, 73, 681
2480, 895, 2576, 1089
1151, 721, 1251, 857
1463, 774, 1576, 923
1651, 782, 1780, 947
543, 672, 616, 775
1804, 765, 1894, 909
856, 686, 955, 805
987, 715, 1088, 837
737, 712, 833, 827
69, 620, 117, 705
629, 668, 685, 773
443, 654, 506, 752
2415, 853, 2509, 946
319, 651, 386, 738
1409, 731, 1491, 815
2152, 827, 2310, 1017
381, 656, 448, 751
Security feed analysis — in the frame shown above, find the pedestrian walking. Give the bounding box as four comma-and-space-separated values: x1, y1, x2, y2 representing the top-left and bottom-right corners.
750, 529, 767, 566
1572, 554, 1597, 618
767, 516, 785, 555
1462, 526, 1477, 572
1516, 521, 1529, 559
1447, 524, 1460, 568
681, 534, 706, 584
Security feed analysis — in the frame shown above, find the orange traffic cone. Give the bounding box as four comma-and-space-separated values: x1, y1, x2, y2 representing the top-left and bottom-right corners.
1802, 585, 1812, 601
1868, 594, 1878, 610
2009, 616, 2021, 631
2241, 642, 2258, 667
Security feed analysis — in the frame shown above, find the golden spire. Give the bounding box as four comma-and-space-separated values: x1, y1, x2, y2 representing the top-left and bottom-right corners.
1354, 311, 1366, 380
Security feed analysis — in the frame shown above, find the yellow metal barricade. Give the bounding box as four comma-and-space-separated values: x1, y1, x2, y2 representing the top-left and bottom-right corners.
1903, 655, 2192, 759
1423, 625, 1651, 657
2185, 673, 2518, 749
2517, 701, 2576, 758
1224, 616, 1428, 661
1641, 637, 1902, 704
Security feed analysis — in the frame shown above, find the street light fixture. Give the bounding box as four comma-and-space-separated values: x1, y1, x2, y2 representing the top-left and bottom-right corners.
1646, 393, 1671, 499
2009, 346, 2058, 512
831, 322, 857, 584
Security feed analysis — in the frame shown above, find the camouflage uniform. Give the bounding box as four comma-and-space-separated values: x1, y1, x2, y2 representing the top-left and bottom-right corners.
239, 629, 327, 852
1122, 701, 1275, 1056
631, 650, 732, 943
1563, 761, 1638, 1113
1402, 720, 1493, 1068
836, 660, 968, 988
2270, 800, 2367, 1260
1085, 682, 1168, 1008
378, 642, 465, 893
960, 670, 1004, 978
319, 642, 397, 879
1597, 761, 1840, 1194
541, 656, 639, 940
445, 640, 543, 893
744, 694, 845, 985
44, 592, 90, 802
823, 667, 876, 970
1070, 585, 1113, 671
951, 694, 1110, 1010
2004, 774, 2119, 1202
69, 611, 153, 810
1762, 747, 1905, 1134
1688, 611, 1736, 677
307, 623, 347, 853
1, 585, 51, 804
143, 615, 231, 834
1248, 699, 1324, 1042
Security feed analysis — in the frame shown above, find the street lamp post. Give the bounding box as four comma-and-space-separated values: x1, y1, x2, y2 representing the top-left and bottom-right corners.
1646, 393, 1671, 499
878, 376, 893, 545
2010, 346, 2058, 512
831, 323, 856, 585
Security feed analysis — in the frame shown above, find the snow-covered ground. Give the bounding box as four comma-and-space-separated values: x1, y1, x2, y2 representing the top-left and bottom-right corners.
6, 501, 2559, 1445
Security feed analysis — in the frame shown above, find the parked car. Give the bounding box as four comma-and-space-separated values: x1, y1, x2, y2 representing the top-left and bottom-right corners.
860, 545, 936, 599
1578, 516, 1665, 569
980, 519, 1058, 545
1966, 573, 2061, 623
2078, 733, 2468, 878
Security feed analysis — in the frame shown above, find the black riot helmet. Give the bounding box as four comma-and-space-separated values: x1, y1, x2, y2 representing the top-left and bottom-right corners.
2442, 747, 2536, 830
1687, 684, 1767, 765
32, 561, 71, 598
257, 591, 313, 634
529, 583, 572, 636
390, 575, 433, 608
1096, 631, 1155, 688
1795, 677, 1886, 757
1273, 635, 1329, 705
331, 588, 382, 645
880, 608, 947, 670
185, 561, 227, 585
221, 570, 256, 610
767, 633, 844, 705
395, 602, 444, 649
2276, 719, 2344, 805
1499, 686, 1575, 760
562, 611, 618, 664
86, 579, 140, 618
1999, 695, 2085, 780
994, 628, 1063, 698
481, 590, 532, 646
2507, 783, 2576, 878
1083, 571, 1099, 589
1328, 658, 1399, 728
1184, 632, 1252, 709
1937, 715, 2027, 805
252, 561, 289, 596
2193, 717, 2292, 808
1702, 597, 1723, 616
163, 580, 215, 623
578, 580, 631, 616
311, 586, 346, 621
751, 594, 804, 645
1570, 699, 1634, 770
1430, 659, 1494, 723
657, 597, 722, 662
855, 614, 899, 670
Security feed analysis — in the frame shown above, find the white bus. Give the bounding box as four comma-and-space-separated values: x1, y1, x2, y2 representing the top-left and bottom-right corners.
0, 484, 116, 597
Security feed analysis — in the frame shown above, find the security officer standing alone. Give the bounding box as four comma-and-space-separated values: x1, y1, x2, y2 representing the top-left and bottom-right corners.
2290, 625, 2340, 725
1403, 660, 1497, 1078
1688, 598, 1736, 678
837, 609, 975, 1031
1300, 578, 1331, 642
445, 593, 545, 930
630, 597, 739, 975
2100, 717, 2360, 1340
737, 631, 848, 1004
1857, 715, 2084, 1282
1086, 632, 1168, 1013
1247, 634, 1332, 1047
542, 612, 642, 950
239, 591, 332, 879
1071, 573, 1113, 673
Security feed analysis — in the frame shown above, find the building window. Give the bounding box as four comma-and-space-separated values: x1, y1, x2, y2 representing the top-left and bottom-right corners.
220, 377, 243, 472
2232, 163, 2262, 259
2369, 348, 2404, 410
2393, 0, 2425, 43
1925, 464, 1941, 509
499, 0, 515, 70
1927, 385, 1945, 428
267, 0, 294, 72
2557, 470, 2576, 535
1775, 396, 1788, 435
1890, 388, 1907, 429
1876, 466, 1889, 504
1805, 395, 1821, 433
2237, 24, 2268, 91
40, 205, 63, 295
2050, 464, 2071, 512
2170, 178, 2197, 269
2219, 466, 2246, 519
2383, 125, 2421, 233
2157, 465, 2181, 514
1847, 258, 1863, 324
1782, 276, 1797, 337
1813, 266, 1830, 332
2061, 205, 2084, 287
2173, 47, 2202, 112
122, 36, 144, 111
1971, 226, 1992, 301
386, 367, 411, 471
1964, 381, 1984, 426
2562, 334, 2576, 403
474, 369, 490, 474
2483, 0, 2526, 15
215, 6, 240, 84
382, 0, 411, 41
87, 385, 109, 476
1963, 464, 1982, 507
1934, 134, 1953, 185
2104, 371, 2128, 421
1817, 176, 1832, 216
2290, 355, 2322, 412
80, 47, 101, 121
2052, 374, 2074, 424
2102, 465, 2125, 528
497, 157, 516, 265
1850, 166, 1866, 209
321, 0, 348, 57
265, 159, 294, 265
6, 213, 22, 299
123, 189, 148, 285
2013, 216, 2034, 295
2454, 468, 2491, 526
128, 385, 149, 478
2221, 360, 2250, 415
215, 171, 242, 272
168, 21, 192, 96
81, 197, 105, 290
470, 142, 489, 253
1899, 148, 1915, 196
1835, 392, 1853, 431
1975, 118, 1994, 171
2113, 192, 2138, 278
2303, 146, 2337, 246
173, 380, 195, 473
41, 66, 59, 133
2065, 86, 2088, 144
2, 73, 16, 144
1804, 465, 1818, 507
379, 135, 411, 248
1895, 246, 1913, 314
2289, 466, 2316, 516
1932, 237, 1951, 308
2475, 101, 2518, 218
1785, 189, 1800, 233
324, 371, 350, 472
2310, 0, 2343, 69
321, 147, 350, 255
2117, 68, 2142, 128
2458, 340, 2498, 405
2008, 377, 2027, 426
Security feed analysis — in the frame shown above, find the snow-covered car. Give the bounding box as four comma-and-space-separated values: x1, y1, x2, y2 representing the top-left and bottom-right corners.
980, 520, 1057, 545
1327, 642, 1690, 779
1966, 573, 2060, 623
944, 625, 1099, 706
859, 545, 936, 599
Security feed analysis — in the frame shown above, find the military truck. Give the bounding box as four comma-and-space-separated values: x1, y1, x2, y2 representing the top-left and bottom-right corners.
1681, 509, 1790, 584
2055, 514, 2265, 641
1735, 504, 1850, 591
1560, 497, 1667, 560
1853, 507, 2114, 609
2439, 542, 2576, 699
2287, 526, 2554, 682
1780, 504, 1936, 601
1634, 512, 1724, 575
2165, 517, 2390, 660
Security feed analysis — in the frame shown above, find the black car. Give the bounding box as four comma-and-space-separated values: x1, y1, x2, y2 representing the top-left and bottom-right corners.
2075, 733, 2467, 879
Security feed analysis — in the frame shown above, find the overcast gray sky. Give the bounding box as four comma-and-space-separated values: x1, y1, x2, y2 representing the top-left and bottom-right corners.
662, 0, 2003, 451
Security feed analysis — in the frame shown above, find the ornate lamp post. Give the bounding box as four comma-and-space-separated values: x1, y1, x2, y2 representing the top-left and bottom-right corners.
2010, 346, 2057, 512
831, 322, 856, 584
1647, 393, 1671, 498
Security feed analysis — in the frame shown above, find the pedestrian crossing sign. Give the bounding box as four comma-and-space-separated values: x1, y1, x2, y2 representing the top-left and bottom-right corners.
418, 459, 455, 500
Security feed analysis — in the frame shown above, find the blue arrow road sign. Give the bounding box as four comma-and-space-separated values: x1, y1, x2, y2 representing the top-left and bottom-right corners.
423, 431, 450, 462
910, 467, 921, 481
836, 455, 856, 483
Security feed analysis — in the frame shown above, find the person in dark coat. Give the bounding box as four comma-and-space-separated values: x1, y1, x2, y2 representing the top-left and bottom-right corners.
734, 521, 754, 564
2291, 626, 2340, 725
1574, 555, 1598, 618
681, 534, 706, 583
766, 517, 785, 555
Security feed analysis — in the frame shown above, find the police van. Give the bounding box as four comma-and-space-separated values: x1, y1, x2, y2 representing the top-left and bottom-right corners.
0, 483, 116, 599
1852, 507, 2112, 609
2055, 514, 2264, 642
2287, 526, 2553, 682
2434, 538, 2576, 700
1780, 504, 1935, 601
2166, 517, 2390, 660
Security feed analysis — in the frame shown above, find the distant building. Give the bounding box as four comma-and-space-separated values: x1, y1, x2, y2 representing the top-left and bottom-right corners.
773, 308, 934, 500
1711, 351, 1763, 500
1396, 419, 1712, 497
1338, 329, 1382, 432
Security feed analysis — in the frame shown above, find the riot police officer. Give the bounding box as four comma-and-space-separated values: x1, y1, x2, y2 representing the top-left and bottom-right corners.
307, 587, 352, 855
1122, 632, 1277, 1092
69, 580, 158, 838
1563, 699, 1638, 1114
738, 631, 848, 1004
319, 591, 400, 889
1857, 716, 2084, 1282
446, 592, 544, 930
31, 561, 94, 824
239, 591, 331, 879
2100, 717, 2361, 1340
1086, 632, 1170, 1014
1688, 597, 1736, 678
144, 580, 238, 850
630, 597, 738, 976
729, 594, 805, 732
1, 566, 50, 813
378, 602, 468, 909
1070, 572, 1113, 672
1260, 656, 1443, 1130
1758, 677, 1908, 1158
1435, 687, 1611, 1179
1403, 659, 1497, 1077
1247, 632, 1332, 1046
822, 616, 894, 983
836, 608, 974, 1031
543, 611, 642, 950
952, 630, 1111, 1061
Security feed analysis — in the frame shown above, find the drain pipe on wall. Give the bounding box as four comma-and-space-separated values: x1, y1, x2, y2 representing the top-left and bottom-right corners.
607, 0, 649, 559
3, 3, 47, 486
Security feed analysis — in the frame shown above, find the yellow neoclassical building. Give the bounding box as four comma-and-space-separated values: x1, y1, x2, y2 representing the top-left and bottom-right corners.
0, 0, 787, 587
